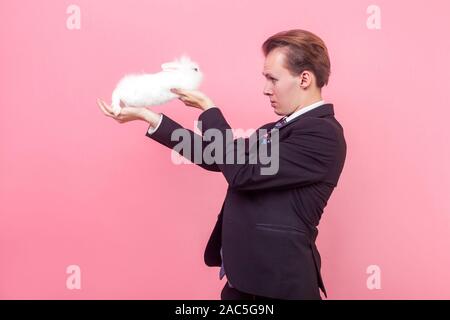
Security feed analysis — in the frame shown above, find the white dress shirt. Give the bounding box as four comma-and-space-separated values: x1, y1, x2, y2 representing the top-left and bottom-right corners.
281, 99, 325, 124
146, 113, 164, 135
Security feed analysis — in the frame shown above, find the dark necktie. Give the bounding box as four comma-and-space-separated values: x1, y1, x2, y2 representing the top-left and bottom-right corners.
273, 116, 288, 129
261, 116, 288, 144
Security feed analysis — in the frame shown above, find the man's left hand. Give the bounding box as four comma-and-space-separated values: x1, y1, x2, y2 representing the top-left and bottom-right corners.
170, 88, 216, 111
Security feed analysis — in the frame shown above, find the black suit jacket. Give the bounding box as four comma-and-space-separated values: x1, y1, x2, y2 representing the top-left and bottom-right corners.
146, 103, 346, 299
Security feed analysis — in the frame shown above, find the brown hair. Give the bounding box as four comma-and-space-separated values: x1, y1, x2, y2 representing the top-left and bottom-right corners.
262, 29, 331, 88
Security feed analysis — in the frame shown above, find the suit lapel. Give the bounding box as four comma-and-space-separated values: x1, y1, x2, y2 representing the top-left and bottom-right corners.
257, 104, 334, 144
276, 103, 334, 131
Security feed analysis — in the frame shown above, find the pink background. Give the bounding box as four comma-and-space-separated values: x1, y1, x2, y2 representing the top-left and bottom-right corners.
1, 0, 450, 299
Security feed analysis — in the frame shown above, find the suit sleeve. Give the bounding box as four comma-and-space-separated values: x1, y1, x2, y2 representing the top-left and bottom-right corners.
145, 113, 221, 172
197, 107, 340, 191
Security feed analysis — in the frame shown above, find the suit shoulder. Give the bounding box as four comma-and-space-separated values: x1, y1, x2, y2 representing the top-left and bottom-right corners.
294, 116, 338, 131
293, 116, 345, 142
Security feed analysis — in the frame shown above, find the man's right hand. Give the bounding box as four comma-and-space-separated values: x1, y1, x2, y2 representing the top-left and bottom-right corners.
97, 98, 161, 127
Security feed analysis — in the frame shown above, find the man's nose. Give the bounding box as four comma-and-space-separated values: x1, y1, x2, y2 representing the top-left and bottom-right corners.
263, 85, 273, 96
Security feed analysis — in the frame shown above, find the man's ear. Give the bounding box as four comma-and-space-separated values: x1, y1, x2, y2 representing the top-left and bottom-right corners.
299, 70, 314, 89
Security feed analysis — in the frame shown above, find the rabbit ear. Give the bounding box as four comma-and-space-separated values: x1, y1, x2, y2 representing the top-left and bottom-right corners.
179, 54, 191, 62
161, 62, 179, 71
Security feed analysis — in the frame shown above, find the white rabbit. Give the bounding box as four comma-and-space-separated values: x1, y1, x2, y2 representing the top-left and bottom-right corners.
111, 55, 203, 116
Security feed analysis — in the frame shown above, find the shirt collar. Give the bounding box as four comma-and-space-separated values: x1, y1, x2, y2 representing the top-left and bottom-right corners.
283, 100, 326, 123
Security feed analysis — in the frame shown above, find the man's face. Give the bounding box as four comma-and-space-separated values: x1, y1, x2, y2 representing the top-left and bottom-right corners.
262, 48, 301, 116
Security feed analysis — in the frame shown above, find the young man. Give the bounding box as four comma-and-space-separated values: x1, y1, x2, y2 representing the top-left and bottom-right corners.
98, 29, 347, 300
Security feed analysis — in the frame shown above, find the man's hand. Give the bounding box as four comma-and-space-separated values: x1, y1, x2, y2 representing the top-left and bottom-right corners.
170, 88, 215, 111
97, 99, 152, 124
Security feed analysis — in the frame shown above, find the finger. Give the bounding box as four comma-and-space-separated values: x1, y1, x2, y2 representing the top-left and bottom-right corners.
98, 99, 109, 112
97, 99, 110, 116
100, 100, 114, 115
100, 100, 116, 116
97, 99, 116, 118
171, 88, 187, 96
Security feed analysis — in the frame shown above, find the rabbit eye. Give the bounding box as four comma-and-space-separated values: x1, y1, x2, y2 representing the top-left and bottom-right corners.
194, 68, 198, 72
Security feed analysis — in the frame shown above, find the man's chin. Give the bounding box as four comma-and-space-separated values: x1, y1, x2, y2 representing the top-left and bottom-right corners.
273, 109, 283, 116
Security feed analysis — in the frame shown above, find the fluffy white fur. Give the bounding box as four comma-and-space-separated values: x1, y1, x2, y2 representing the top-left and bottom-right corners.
111, 55, 203, 116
